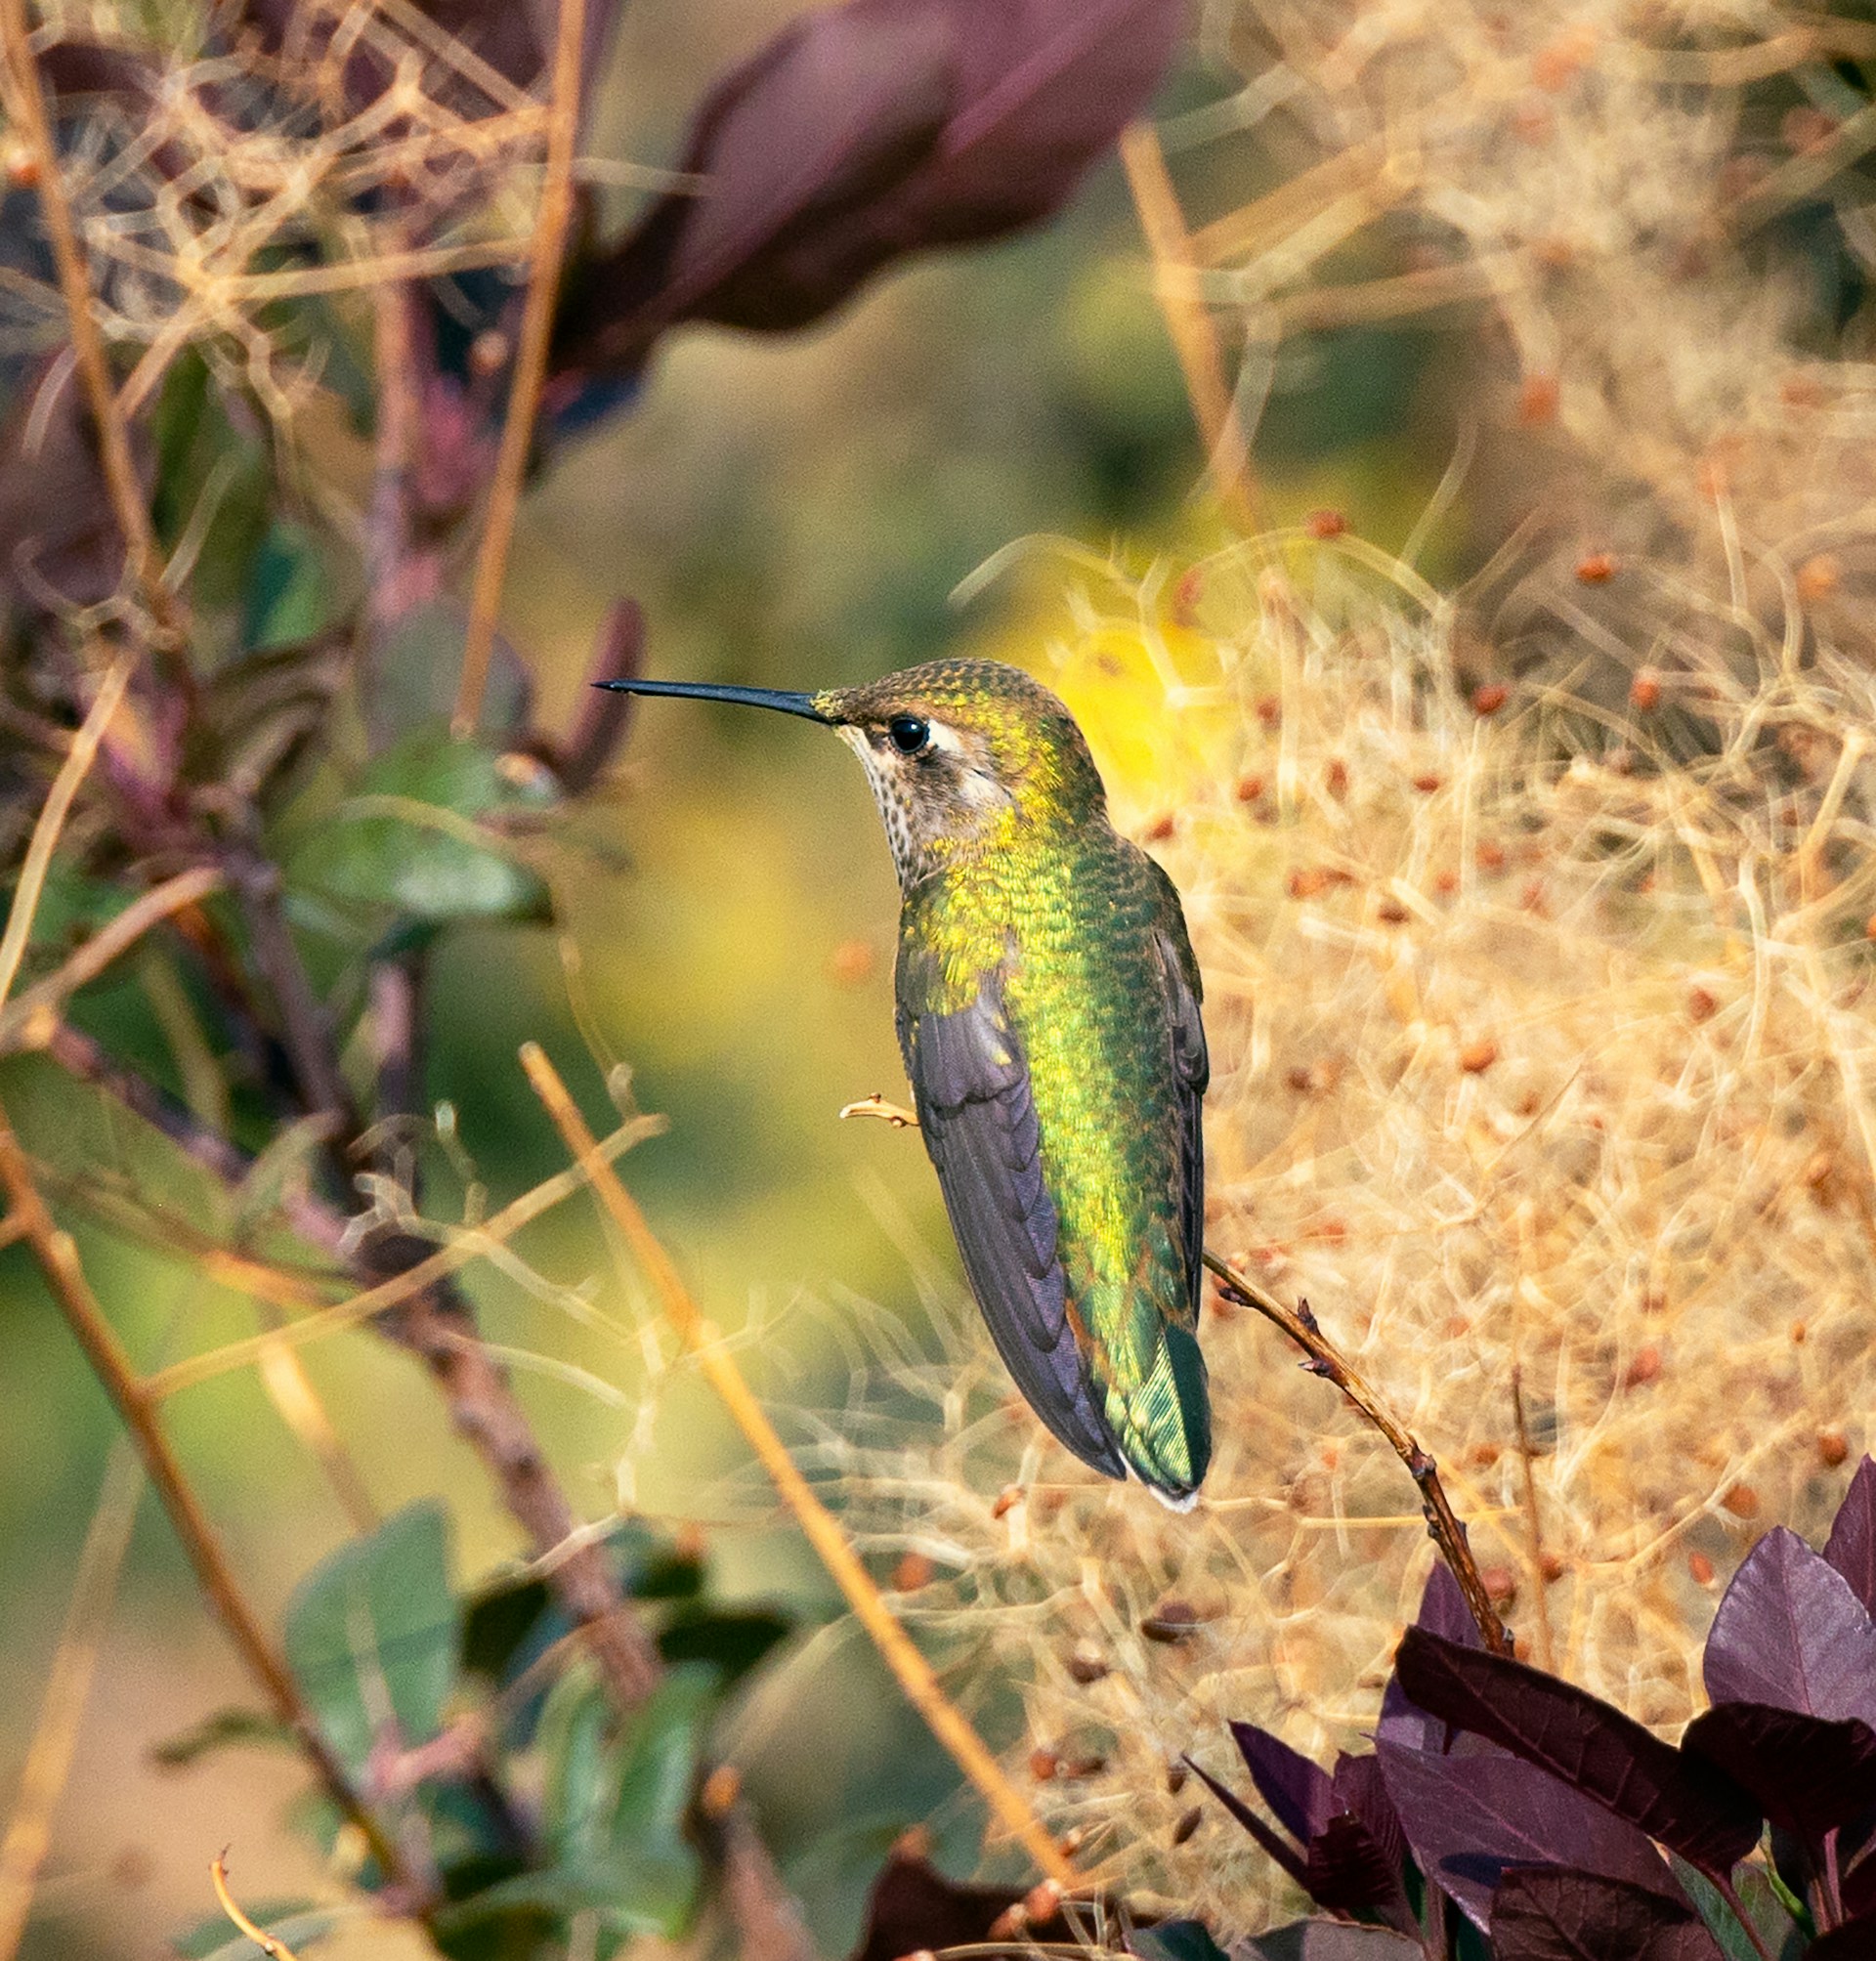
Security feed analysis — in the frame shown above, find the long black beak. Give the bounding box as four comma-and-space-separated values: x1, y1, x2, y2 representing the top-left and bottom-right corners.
594, 677, 831, 723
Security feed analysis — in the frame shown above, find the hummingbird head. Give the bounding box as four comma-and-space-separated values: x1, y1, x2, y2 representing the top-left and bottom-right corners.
599, 658, 1108, 888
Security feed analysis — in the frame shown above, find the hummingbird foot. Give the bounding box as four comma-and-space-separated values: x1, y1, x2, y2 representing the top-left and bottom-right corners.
838, 1093, 919, 1128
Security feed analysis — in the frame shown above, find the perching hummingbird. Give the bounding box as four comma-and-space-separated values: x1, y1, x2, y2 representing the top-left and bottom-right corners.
599, 659, 1211, 1506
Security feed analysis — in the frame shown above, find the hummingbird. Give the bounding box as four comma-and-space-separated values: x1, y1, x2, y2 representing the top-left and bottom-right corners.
598, 658, 1211, 1506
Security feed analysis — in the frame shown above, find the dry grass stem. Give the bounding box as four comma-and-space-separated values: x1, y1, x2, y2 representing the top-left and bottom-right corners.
519, 1041, 1079, 1889
0, 1108, 415, 1897
210, 1856, 303, 1961
1119, 122, 1260, 533
0, 1438, 143, 1961
451, 0, 589, 737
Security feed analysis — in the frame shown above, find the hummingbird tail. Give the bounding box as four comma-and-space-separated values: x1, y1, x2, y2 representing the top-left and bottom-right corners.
1108, 1318, 1212, 1505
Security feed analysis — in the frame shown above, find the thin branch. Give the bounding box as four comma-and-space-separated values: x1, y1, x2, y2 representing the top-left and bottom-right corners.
520, 1041, 1079, 1887
0, 8, 183, 667
1203, 1250, 1513, 1656
1511, 1363, 1556, 1674
1118, 121, 1261, 533
0, 1438, 143, 1961
0, 656, 131, 1013
0, 1105, 421, 1897
451, 0, 589, 737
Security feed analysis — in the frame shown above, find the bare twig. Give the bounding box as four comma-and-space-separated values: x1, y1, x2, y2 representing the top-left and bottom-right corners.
0, 9, 183, 668
0, 657, 132, 1013
451, 0, 589, 736
1203, 1250, 1513, 1655
0, 1438, 143, 1961
520, 1041, 1079, 1886
0, 1107, 420, 1897
210, 1856, 304, 1961
1118, 121, 1261, 533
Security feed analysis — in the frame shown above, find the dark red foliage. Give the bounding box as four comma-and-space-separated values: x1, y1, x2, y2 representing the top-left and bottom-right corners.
1703, 1525, 1876, 1726
1393, 1629, 1762, 1876
1824, 1458, 1876, 1617
1681, 1702, 1876, 1840
549, 0, 1182, 380
1488, 1870, 1723, 1961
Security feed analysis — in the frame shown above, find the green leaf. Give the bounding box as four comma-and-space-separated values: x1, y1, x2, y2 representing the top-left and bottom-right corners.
286, 728, 549, 923
283, 1501, 457, 1776
657, 1604, 791, 1685
1130, 1921, 1234, 1961
242, 519, 335, 651
149, 1706, 294, 1768
1672, 1858, 1809, 1961
171, 1902, 336, 1958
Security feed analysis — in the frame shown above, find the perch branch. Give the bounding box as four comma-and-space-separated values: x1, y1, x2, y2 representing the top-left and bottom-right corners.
0, 1108, 419, 1895
1204, 1250, 1512, 1655
1119, 121, 1260, 533
451, 0, 588, 736
520, 1042, 1078, 1887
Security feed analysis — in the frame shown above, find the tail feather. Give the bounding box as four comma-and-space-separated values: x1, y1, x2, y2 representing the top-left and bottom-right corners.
1105, 1319, 1211, 1503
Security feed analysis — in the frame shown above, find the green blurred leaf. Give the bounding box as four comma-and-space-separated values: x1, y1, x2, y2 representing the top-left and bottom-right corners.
283, 1500, 457, 1776
149, 1705, 294, 1768
658, 1604, 791, 1685
171, 1902, 336, 1958
286, 728, 550, 923
1672, 1857, 1809, 1961
151, 349, 274, 614
242, 519, 336, 651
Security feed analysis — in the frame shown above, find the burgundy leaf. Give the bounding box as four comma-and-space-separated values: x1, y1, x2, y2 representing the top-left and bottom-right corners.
847, 1847, 1067, 1961
1376, 1738, 1683, 1932
1243, 1926, 1422, 1960
1330, 1750, 1407, 1878
1489, 1869, 1724, 1961
1183, 1754, 1310, 1887
1682, 1703, 1876, 1841
550, 0, 1181, 379
1703, 1526, 1876, 1726
1845, 1836, 1876, 1920
1230, 1721, 1334, 1847
1379, 1563, 1482, 1748
1302, 1812, 1410, 1928
1810, 1908, 1876, 1959
1395, 1629, 1762, 1875
1825, 1458, 1876, 1617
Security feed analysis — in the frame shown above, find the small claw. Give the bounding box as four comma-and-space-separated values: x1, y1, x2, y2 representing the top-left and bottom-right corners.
837, 1093, 919, 1129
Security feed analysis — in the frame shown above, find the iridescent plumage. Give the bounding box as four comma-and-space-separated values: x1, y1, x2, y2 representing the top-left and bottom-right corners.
600, 657, 1212, 1503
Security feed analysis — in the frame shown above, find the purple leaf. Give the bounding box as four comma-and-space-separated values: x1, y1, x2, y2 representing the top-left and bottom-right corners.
1825, 1458, 1876, 1617
1379, 1563, 1482, 1748
1810, 1908, 1876, 1959
1845, 1837, 1876, 1920
1182, 1754, 1310, 1887
1230, 1721, 1334, 1848
1302, 1812, 1411, 1929
1394, 1629, 1762, 1876
0, 356, 134, 615
550, 0, 1181, 379
1682, 1703, 1876, 1841
1489, 1869, 1724, 1961
846, 1847, 1062, 1961
1376, 1738, 1683, 1932
1703, 1526, 1876, 1727
1330, 1751, 1407, 1878
1243, 1926, 1422, 1960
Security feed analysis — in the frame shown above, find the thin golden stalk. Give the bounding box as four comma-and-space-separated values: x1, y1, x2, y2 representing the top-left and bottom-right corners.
519, 1043, 1078, 1887
1203, 1250, 1513, 1655
0, 7, 181, 658
210, 1857, 304, 1961
451, 0, 588, 737
1119, 121, 1261, 532
0, 1108, 418, 1895
0, 657, 131, 1013
0, 1438, 143, 1961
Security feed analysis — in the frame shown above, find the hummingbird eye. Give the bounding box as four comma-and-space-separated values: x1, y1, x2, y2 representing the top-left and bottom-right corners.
886, 714, 932, 756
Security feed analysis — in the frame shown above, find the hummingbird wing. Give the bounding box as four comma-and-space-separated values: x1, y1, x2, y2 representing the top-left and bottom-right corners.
897, 958, 1129, 1480
1150, 872, 1210, 1329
